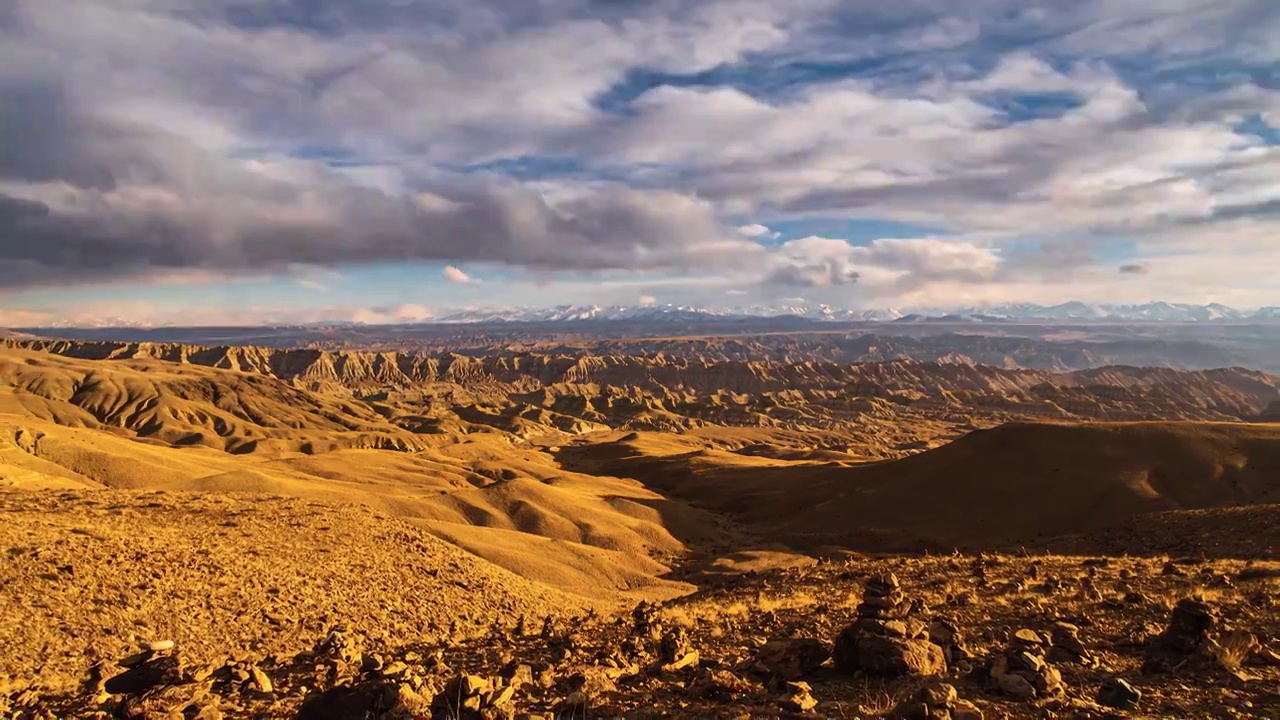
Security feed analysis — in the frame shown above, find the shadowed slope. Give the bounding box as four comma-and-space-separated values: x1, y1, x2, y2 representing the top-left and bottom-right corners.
567, 422, 1280, 551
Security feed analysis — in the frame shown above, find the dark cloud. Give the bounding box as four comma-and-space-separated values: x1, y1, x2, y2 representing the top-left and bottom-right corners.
0, 60, 755, 290
0, 183, 740, 289
1119, 263, 1148, 274
0, 81, 119, 189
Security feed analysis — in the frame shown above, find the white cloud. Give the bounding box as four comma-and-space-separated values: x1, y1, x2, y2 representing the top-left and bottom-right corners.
737, 223, 779, 239
353, 304, 434, 324
443, 266, 475, 284
295, 278, 329, 291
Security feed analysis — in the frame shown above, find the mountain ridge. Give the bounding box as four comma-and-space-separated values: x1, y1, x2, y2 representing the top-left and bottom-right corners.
11, 301, 1280, 330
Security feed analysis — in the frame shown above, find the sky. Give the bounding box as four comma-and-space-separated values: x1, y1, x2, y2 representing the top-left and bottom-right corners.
1, 0, 1279, 326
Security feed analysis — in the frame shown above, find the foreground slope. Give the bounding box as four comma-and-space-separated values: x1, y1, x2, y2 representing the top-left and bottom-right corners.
0, 489, 591, 694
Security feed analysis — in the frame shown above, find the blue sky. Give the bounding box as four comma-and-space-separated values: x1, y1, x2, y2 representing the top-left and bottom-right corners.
1, 0, 1279, 326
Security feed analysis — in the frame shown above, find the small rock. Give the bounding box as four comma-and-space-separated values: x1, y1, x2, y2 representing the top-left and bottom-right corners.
754, 638, 830, 679
380, 661, 408, 678
780, 680, 817, 713
141, 639, 175, 653
660, 650, 700, 673
501, 661, 534, 688
1096, 677, 1141, 711
248, 665, 273, 694
555, 691, 590, 716
916, 682, 957, 708
1011, 629, 1044, 647
996, 671, 1036, 699
658, 628, 692, 664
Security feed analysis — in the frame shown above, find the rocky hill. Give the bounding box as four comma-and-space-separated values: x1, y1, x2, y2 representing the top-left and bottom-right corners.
5, 340, 1277, 429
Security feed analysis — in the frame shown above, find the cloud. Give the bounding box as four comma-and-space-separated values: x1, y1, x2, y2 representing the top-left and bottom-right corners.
638, 294, 657, 306
763, 235, 1001, 293
737, 223, 780, 239
1119, 263, 1148, 275
443, 266, 475, 283
295, 278, 329, 291
2, 0, 1279, 310
354, 304, 434, 324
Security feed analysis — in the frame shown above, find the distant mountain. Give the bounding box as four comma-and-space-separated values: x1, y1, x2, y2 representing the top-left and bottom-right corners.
915, 302, 1268, 323
427, 302, 1275, 325
11, 302, 1279, 332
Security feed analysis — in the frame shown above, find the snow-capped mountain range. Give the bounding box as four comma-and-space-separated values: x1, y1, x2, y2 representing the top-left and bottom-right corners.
427, 302, 1280, 324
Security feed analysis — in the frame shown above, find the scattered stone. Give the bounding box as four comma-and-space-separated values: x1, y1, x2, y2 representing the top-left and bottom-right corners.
834, 573, 946, 677
988, 628, 1066, 699
753, 638, 830, 679
1047, 622, 1098, 667
1253, 645, 1280, 667
658, 627, 692, 664
247, 665, 273, 694
996, 671, 1037, 699
1012, 629, 1043, 647
103, 650, 189, 696
929, 617, 971, 666
779, 680, 817, 713
1097, 677, 1142, 711
1143, 598, 1218, 673
554, 691, 590, 716
689, 668, 758, 701
501, 661, 534, 689
632, 601, 661, 639
1122, 590, 1150, 605
298, 680, 408, 720
890, 682, 984, 720
430, 674, 496, 718
141, 639, 175, 653
660, 650, 700, 674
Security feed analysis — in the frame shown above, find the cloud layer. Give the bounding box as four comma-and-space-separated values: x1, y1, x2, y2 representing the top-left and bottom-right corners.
2, 0, 1279, 317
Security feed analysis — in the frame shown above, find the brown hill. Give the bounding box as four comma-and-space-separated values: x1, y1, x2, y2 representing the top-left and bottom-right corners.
0, 349, 709, 603
5, 340, 1279, 444
567, 422, 1280, 553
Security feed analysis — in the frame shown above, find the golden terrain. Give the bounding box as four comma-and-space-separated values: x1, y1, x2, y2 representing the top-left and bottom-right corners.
0, 340, 1277, 718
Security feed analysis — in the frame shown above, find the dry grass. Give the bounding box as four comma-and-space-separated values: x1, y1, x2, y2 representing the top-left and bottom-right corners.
855, 677, 898, 717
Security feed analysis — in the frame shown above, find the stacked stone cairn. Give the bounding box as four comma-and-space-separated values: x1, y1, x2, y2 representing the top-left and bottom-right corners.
834, 573, 946, 676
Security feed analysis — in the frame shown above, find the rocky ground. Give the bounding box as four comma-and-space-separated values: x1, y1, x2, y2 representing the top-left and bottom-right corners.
5, 552, 1277, 718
